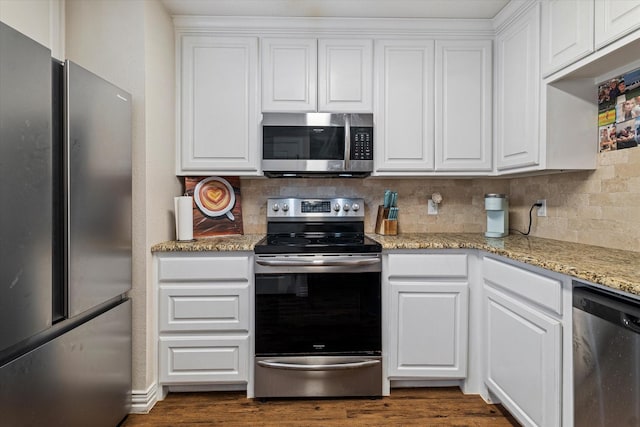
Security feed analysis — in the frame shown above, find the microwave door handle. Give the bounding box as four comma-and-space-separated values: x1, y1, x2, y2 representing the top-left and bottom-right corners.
344, 114, 351, 171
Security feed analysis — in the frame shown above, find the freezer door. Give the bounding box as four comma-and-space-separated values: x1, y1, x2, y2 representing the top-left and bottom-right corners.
0, 22, 53, 353
0, 299, 132, 426
65, 61, 132, 317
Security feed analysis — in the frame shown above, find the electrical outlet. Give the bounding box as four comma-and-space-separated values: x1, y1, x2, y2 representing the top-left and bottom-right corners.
427, 199, 438, 215
536, 199, 547, 217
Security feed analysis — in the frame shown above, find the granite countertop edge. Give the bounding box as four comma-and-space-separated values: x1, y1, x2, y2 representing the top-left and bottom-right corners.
151, 233, 640, 297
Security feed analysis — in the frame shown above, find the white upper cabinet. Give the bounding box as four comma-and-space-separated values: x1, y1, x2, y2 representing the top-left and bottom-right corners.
318, 39, 373, 112
435, 40, 493, 172
374, 40, 435, 173
262, 37, 373, 112
261, 38, 317, 112
595, 0, 640, 49
495, 3, 541, 171
541, 0, 595, 76
178, 35, 260, 175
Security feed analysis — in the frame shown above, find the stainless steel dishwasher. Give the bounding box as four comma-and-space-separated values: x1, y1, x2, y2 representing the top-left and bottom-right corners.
573, 282, 640, 427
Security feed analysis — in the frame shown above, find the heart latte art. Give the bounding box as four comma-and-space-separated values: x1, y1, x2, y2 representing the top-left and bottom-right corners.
199, 181, 231, 212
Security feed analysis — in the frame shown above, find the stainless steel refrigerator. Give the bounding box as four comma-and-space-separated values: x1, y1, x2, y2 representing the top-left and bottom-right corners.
0, 21, 132, 426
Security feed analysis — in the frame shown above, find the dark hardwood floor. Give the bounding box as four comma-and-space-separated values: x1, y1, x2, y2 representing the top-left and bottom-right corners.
122, 387, 520, 426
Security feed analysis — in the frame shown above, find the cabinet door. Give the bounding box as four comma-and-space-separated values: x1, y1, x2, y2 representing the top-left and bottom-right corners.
595, 0, 640, 49
484, 285, 561, 427
541, 0, 594, 76
388, 281, 468, 378
375, 40, 435, 173
495, 3, 540, 171
435, 40, 492, 172
318, 39, 373, 112
159, 335, 249, 384
179, 36, 259, 175
262, 38, 317, 112
159, 284, 250, 332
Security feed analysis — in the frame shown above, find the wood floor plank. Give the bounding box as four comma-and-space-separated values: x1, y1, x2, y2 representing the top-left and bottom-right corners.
122, 388, 520, 426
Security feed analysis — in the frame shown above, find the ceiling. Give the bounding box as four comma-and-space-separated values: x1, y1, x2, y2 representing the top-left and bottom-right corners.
161, 0, 511, 19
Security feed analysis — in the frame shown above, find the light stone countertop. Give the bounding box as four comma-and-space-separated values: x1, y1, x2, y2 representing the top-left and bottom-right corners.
151, 233, 640, 297
151, 234, 265, 252
371, 233, 640, 297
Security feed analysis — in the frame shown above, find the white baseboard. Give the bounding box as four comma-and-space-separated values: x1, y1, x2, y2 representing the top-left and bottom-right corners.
130, 383, 159, 414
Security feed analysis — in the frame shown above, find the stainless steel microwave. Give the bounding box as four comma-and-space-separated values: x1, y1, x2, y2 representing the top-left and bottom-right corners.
262, 113, 373, 177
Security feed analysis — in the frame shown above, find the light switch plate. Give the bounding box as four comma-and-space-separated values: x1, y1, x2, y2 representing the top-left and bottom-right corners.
428, 199, 438, 215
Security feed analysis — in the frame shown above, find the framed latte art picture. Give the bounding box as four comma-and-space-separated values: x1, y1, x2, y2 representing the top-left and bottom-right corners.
185, 176, 244, 237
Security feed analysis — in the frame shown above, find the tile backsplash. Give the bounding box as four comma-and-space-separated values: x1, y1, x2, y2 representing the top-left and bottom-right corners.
509, 147, 640, 252
240, 177, 509, 235
231, 147, 640, 252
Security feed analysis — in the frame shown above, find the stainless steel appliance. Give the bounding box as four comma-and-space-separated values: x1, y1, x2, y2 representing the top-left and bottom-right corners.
254, 198, 382, 398
0, 22, 132, 426
261, 113, 373, 177
573, 282, 640, 427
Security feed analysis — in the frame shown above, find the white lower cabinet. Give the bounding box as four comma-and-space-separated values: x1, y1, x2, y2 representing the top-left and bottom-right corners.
159, 335, 249, 384
156, 252, 252, 389
483, 257, 562, 427
386, 253, 469, 379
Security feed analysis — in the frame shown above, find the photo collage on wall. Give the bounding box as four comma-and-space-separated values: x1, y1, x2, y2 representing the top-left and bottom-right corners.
598, 67, 640, 152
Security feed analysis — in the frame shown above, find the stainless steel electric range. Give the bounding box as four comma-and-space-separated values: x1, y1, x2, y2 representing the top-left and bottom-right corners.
253, 197, 382, 398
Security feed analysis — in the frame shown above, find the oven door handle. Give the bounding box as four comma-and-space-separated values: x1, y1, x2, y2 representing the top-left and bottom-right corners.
255, 257, 380, 267
257, 359, 380, 371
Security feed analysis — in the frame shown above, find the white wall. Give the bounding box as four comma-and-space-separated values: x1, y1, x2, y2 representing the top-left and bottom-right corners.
0, 0, 64, 58
65, 0, 178, 403
142, 0, 180, 397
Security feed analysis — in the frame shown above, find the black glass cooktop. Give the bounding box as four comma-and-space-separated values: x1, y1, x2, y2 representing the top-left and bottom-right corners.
255, 221, 382, 254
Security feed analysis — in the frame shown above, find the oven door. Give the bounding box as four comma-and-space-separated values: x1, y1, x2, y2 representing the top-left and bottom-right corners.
254, 253, 382, 397
255, 254, 381, 356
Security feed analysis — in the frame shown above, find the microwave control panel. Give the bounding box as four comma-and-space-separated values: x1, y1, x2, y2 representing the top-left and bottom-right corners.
350, 127, 373, 160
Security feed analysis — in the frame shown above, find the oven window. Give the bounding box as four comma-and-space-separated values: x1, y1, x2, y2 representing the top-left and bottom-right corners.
263, 126, 345, 160
255, 272, 381, 356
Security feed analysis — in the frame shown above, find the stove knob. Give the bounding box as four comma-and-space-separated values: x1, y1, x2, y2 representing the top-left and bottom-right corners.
343, 203, 351, 211
272, 203, 279, 211
352, 203, 360, 211
282, 203, 289, 212
333, 203, 341, 212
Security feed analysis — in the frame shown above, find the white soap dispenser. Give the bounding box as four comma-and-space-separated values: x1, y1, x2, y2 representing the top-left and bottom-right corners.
484, 194, 509, 238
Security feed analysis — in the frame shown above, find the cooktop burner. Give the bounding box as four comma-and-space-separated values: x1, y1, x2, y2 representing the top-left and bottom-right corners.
267, 236, 312, 246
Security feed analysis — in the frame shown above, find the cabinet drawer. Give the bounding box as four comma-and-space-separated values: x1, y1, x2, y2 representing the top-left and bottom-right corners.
483, 257, 562, 315
388, 253, 468, 278
159, 335, 249, 384
159, 285, 249, 332
158, 255, 250, 281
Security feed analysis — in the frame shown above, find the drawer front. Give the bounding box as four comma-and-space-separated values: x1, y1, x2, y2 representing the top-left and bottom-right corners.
158, 255, 250, 281
159, 285, 249, 332
483, 257, 562, 315
159, 336, 248, 384
388, 253, 468, 278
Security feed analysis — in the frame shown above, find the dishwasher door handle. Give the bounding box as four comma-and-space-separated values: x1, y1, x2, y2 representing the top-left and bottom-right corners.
257, 359, 380, 371
622, 313, 640, 333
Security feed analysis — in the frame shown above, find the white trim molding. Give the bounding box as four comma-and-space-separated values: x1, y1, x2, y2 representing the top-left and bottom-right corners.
130, 383, 159, 414
173, 15, 495, 38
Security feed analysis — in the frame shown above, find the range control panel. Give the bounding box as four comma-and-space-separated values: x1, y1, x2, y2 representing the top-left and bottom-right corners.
267, 198, 366, 220
350, 127, 373, 160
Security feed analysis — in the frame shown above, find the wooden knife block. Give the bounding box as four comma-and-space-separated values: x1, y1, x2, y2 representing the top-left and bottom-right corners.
375, 205, 398, 235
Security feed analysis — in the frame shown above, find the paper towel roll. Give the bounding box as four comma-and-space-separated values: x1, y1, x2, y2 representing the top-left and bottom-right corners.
174, 196, 193, 241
